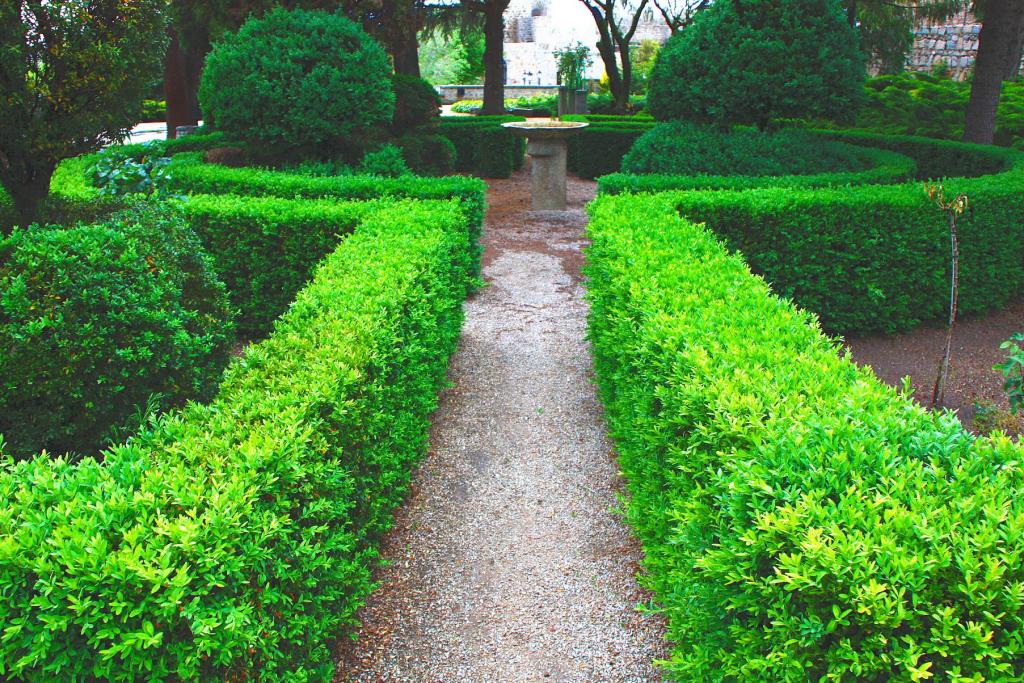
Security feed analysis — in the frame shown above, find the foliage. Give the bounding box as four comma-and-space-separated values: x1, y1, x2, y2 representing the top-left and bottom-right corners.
179, 194, 373, 335
567, 123, 655, 179
92, 145, 177, 199
600, 145, 916, 193
0, 204, 235, 459
394, 133, 458, 175
199, 8, 394, 150
996, 333, 1024, 413
358, 145, 413, 177
647, 0, 864, 129
586, 191, 1024, 681
391, 74, 442, 133
141, 99, 167, 123
436, 118, 525, 178
0, 0, 168, 228
554, 42, 592, 91
855, 72, 1024, 147
418, 27, 486, 85
0, 199, 476, 681
629, 39, 661, 94
622, 123, 874, 176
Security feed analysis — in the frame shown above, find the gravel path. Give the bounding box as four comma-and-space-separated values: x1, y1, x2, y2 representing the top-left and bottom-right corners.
334, 170, 667, 682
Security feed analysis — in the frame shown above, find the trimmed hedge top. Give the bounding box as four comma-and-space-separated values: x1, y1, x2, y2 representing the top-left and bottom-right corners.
586, 191, 1024, 681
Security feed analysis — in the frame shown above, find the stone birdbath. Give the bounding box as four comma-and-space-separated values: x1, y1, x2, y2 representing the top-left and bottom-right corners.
502, 121, 588, 211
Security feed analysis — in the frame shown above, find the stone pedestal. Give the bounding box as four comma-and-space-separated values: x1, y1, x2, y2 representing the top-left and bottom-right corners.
502, 122, 588, 211
527, 137, 569, 210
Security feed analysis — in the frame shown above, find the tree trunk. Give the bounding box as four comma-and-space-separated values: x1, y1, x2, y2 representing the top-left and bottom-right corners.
164, 26, 207, 139
615, 42, 632, 113
1005, 17, 1024, 79
481, 2, 507, 115
964, 0, 1024, 144
0, 157, 56, 233
392, 30, 422, 77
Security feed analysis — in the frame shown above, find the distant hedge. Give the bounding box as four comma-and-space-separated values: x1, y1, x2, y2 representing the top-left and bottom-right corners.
0, 198, 475, 680
0, 204, 235, 459
587, 192, 1024, 681
436, 116, 526, 178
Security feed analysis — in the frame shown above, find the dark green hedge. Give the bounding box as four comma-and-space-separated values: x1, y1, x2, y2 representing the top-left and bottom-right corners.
587, 192, 1024, 681
0, 199, 474, 681
436, 117, 525, 178
667, 155, 1024, 334
567, 125, 651, 180
179, 194, 376, 336
0, 204, 235, 459
598, 145, 915, 194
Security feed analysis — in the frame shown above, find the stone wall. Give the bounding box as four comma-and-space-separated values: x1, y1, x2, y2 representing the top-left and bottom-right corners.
905, 10, 1023, 81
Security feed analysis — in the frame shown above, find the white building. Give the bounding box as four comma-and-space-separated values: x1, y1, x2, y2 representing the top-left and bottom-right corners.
502, 0, 671, 86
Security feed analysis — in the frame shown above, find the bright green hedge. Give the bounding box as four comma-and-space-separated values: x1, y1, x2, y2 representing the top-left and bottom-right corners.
178, 194, 376, 336
586, 192, 1024, 681
0, 198, 473, 681
165, 153, 486, 248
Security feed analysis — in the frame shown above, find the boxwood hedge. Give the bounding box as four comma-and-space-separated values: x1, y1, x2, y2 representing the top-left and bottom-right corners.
436, 116, 526, 178
586, 192, 1024, 681
0, 198, 474, 681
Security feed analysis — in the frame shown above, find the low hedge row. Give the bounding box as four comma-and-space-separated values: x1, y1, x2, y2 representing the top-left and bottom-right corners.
436, 117, 525, 178
567, 125, 652, 180
165, 153, 486, 252
0, 198, 474, 681
179, 194, 377, 336
586, 192, 1024, 681
598, 145, 916, 194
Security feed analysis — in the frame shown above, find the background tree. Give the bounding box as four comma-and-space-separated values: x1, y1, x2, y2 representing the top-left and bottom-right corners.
419, 26, 486, 84
651, 0, 709, 32
647, 0, 864, 130
462, 0, 511, 114
579, 0, 652, 113
963, 0, 1024, 143
0, 0, 167, 230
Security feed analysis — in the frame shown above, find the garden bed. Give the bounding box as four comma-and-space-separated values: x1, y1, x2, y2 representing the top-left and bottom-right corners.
844, 299, 1024, 436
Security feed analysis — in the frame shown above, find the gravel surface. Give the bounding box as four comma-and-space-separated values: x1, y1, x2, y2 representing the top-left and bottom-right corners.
334, 170, 667, 682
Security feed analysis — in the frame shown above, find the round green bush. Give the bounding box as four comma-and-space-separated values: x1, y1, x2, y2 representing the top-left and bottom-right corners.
199, 8, 394, 148
647, 0, 864, 129
622, 122, 874, 176
0, 204, 236, 458
395, 133, 456, 175
392, 74, 441, 133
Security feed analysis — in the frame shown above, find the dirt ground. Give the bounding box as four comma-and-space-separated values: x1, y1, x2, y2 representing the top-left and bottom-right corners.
844, 299, 1024, 434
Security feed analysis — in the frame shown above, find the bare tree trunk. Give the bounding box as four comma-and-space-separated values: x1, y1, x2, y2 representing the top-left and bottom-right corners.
932, 211, 959, 408
964, 0, 1024, 144
392, 31, 422, 77
164, 26, 206, 139
481, 1, 507, 115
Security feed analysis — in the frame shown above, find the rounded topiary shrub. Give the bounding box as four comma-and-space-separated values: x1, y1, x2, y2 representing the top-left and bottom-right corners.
392, 74, 442, 133
0, 204, 236, 458
647, 0, 864, 129
199, 8, 395, 148
621, 122, 873, 176
395, 133, 456, 175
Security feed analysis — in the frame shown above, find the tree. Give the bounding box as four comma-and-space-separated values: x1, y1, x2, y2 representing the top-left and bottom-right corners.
462, 0, 511, 114
651, 0, 709, 32
419, 27, 485, 84
964, 0, 1024, 143
0, 0, 167, 230
579, 0, 651, 113
647, 0, 864, 130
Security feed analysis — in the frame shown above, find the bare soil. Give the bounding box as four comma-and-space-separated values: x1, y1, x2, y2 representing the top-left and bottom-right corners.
844, 300, 1024, 433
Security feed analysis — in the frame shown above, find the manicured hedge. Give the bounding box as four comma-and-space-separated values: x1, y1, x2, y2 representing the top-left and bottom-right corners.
165, 153, 486, 248
0, 204, 235, 459
179, 194, 376, 335
436, 117, 525, 178
660, 154, 1024, 334
586, 192, 1024, 681
598, 145, 915, 194
567, 125, 652, 180
0, 199, 474, 681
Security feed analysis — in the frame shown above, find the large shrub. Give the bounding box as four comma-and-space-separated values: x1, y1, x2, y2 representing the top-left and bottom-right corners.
621, 122, 872, 176
647, 0, 864, 129
391, 74, 442, 133
587, 192, 1024, 680
199, 8, 394, 150
0, 205, 235, 458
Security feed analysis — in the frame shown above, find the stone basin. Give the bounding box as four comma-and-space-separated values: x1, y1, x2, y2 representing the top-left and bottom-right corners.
502, 121, 589, 210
